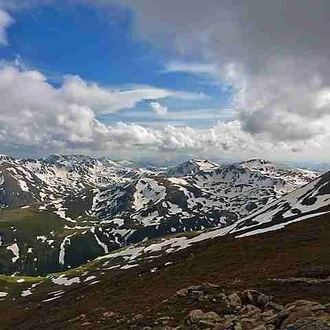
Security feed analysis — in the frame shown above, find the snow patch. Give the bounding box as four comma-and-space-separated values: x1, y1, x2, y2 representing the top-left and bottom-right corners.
52, 275, 80, 286
6, 243, 20, 263
59, 233, 75, 265
18, 180, 29, 192
21, 289, 32, 297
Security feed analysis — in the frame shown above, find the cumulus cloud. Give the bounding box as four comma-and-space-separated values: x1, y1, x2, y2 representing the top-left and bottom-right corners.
1, 61, 316, 160
106, 0, 330, 144
0, 9, 14, 45
149, 102, 167, 116
0, 63, 201, 150
0, 63, 236, 156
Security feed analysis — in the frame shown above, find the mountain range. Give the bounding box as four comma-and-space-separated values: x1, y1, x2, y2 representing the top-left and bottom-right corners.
0, 155, 318, 275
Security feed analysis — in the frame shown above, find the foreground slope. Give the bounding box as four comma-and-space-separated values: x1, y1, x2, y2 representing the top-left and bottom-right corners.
1, 212, 330, 329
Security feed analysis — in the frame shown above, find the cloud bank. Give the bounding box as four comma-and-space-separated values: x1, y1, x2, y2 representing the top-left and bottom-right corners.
0, 62, 312, 160
0, 62, 327, 161
0, 63, 201, 151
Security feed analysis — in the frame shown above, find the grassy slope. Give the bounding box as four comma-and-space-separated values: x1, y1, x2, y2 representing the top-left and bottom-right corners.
1, 213, 330, 329
0, 208, 115, 276
0, 208, 66, 275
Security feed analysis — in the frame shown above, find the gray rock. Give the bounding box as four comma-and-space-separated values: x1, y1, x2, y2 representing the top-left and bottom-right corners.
188, 309, 205, 324
187, 309, 229, 328
280, 303, 313, 328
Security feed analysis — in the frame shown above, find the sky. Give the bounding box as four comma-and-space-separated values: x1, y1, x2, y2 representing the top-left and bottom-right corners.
0, 0, 330, 164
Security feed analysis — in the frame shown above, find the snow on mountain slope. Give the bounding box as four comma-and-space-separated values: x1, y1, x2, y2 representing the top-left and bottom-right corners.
24, 169, 329, 283
91, 175, 239, 245
240, 159, 317, 186
37, 163, 321, 273
89, 159, 318, 246
0, 154, 148, 209
66, 170, 330, 275
168, 159, 219, 176
230, 170, 330, 236
0, 156, 320, 275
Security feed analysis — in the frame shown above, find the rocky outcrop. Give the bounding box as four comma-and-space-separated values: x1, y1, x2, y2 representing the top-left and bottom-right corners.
156, 285, 330, 330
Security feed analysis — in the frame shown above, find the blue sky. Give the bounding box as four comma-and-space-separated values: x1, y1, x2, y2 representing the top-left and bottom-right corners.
0, 0, 329, 163
0, 3, 233, 129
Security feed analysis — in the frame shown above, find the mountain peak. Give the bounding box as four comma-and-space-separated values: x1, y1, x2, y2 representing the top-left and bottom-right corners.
168, 158, 220, 177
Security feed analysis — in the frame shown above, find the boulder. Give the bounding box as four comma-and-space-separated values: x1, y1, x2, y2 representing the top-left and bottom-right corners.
188, 309, 205, 324
229, 292, 242, 308
242, 304, 262, 320
187, 309, 230, 328
278, 300, 324, 328
176, 288, 189, 298
243, 290, 270, 308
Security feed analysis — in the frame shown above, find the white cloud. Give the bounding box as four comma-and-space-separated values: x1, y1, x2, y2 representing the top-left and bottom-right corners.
165, 62, 218, 75
60, 75, 203, 114
0, 63, 207, 155
0, 62, 330, 161
60, 75, 199, 114
0, 9, 14, 45
106, 0, 330, 147
120, 107, 236, 126
149, 102, 167, 116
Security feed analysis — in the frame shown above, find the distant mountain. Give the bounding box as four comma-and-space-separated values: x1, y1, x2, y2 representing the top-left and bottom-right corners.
74, 165, 329, 276
41, 169, 330, 281
91, 159, 317, 246
0, 154, 146, 208
167, 158, 220, 176
0, 155, 319, 275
